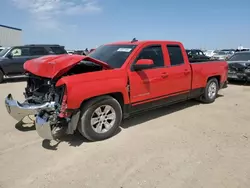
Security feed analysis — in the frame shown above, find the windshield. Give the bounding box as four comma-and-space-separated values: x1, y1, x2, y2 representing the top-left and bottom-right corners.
88, 44, 137, 68
228, 53, 250, 61
0, 47, 10, 57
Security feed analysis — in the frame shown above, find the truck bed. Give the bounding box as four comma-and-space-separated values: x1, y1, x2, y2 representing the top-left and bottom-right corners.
190, 60, 228, 89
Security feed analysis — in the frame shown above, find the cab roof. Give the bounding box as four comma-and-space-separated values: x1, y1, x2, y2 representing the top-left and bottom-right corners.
107, 40, 181, 46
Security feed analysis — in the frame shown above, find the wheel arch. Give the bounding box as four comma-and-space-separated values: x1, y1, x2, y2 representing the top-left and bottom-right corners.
80, 92, 125, 112
207, 75, 221, 87
77, 93, 124, 141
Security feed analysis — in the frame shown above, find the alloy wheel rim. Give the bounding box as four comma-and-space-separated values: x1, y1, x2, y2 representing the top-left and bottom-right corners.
208, 82, 217, 99
90, 105, 116, 133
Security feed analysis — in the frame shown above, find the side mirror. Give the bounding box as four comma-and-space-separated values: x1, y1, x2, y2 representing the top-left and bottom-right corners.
133, 59, 154, 71
7, 53, 13, 59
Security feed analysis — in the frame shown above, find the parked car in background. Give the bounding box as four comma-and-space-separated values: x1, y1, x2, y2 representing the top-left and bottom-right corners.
89, 48, 95, 53
73, 50, 85, 55
0, 44, 67, 83
5, 40, 228, 141
221, 49, 235, 54
221, 49, 235, 59
227, 51, 250, 81
235, 48, 249, 52
66, 50, 74, 54
73, 48, 90, 55
186, 49, 211, 62
211, 51, 231, 60
204, 50, 217, 57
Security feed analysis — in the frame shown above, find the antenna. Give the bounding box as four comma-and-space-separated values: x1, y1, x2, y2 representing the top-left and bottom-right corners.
131, 38, 138, 43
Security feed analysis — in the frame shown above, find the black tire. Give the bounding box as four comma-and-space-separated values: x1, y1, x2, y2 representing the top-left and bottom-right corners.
0, 69, 4, 83
78, 95, 123, 141
200, 78, 219, 103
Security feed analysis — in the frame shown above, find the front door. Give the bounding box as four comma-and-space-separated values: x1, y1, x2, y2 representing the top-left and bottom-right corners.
128, 45, 169, 107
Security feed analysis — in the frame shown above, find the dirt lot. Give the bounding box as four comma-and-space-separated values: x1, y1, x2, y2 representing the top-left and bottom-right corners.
0, 81, 250, 188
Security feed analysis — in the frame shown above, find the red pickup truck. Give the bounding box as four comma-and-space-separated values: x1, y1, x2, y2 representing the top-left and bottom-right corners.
5, 40, 228, 141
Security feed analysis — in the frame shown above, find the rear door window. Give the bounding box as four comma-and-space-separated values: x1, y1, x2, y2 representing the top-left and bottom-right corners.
30, 47, 48, 56
166, 45, 184, 66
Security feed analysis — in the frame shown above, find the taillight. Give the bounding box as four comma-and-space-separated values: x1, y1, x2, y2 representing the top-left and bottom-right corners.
58, 87, 70, 118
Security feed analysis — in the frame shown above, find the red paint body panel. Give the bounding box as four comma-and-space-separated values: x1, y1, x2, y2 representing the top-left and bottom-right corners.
191, 62, 228, 89
23, 54, 112, 78
23, 40, 228, 111
56, 69, 130, 109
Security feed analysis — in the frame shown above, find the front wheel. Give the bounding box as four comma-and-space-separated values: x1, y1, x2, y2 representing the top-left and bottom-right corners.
78, 96, 122, 141
200, 78, 219, 103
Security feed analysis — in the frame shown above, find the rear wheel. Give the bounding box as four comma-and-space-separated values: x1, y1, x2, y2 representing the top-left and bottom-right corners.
0, 70, 4, 83
200, 78, 219, 103
78, 96, 122, 141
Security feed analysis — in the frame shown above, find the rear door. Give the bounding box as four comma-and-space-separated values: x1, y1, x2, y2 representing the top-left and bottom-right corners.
164, 44, 192, 100
128, 44, 170, 105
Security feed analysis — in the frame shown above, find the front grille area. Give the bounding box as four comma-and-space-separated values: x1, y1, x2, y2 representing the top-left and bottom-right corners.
24, 72, 65, 104
25, 73, 51, 98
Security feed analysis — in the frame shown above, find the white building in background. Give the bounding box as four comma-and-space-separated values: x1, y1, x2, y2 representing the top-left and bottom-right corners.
0, 24, 22, 47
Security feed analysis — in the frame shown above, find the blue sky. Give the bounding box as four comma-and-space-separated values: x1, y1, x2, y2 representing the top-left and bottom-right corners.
0, 0, 250, 49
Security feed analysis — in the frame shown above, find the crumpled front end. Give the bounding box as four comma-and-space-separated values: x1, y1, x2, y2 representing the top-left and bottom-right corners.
5, 94, 57, 140
5, 94, 56, 121
4, 55, 109, 140
35, 115, 54, 140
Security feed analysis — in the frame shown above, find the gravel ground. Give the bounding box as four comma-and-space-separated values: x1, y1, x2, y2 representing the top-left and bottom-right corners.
0, 81, 250, 188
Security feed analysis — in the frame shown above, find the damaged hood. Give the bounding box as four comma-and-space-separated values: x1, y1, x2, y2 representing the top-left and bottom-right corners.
24, 54, 113, 78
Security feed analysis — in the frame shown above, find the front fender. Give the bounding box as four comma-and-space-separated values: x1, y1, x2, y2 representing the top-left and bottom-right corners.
68, 79, 129, 109
56, 69, 129, 109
